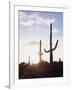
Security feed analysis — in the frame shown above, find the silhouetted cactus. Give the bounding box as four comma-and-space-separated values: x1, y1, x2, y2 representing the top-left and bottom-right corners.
59, 58, 61, 62
38, 40, 43, 61
28, 56, 30, 64
44, 23, 58, 64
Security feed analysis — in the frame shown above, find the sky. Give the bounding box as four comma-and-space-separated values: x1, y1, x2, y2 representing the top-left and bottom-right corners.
18, 10, 63, 64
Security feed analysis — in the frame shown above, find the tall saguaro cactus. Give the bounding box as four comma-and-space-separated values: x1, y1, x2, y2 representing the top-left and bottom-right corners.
44, 23, 58, 64
38, 40, 43, 61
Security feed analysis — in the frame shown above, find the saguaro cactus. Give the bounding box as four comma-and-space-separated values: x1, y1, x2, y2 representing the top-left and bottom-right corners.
44, 23, 58, 64
28, 56, 30, 64
38, 40, 43, 61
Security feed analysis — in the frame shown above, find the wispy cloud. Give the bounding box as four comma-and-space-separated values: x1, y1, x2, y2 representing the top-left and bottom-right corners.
19, 11, 55, 27
53, 28, 59, 34
25, 41, 39, 45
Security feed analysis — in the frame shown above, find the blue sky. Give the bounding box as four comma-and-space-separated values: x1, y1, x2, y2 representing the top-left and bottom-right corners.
18, 10, 63, 63
19, 10, 63, 41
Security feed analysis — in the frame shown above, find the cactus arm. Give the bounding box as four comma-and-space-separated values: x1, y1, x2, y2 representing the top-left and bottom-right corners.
38, 52, 43, 55
44, 48, 50, 52
44, 40, 58, 53
52, 40, 58, 50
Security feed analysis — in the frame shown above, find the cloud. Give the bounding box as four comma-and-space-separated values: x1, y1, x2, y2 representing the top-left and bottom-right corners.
19, 11, 27, 20
25, 41, 39, 45
20, 19, 34, 27
19, 11, 55, 27
53, 28, 59, 34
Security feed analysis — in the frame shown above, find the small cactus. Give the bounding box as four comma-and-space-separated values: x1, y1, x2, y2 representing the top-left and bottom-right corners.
38, 40, 43, 61
59, 58, 61, 62
28, 56, 30, 64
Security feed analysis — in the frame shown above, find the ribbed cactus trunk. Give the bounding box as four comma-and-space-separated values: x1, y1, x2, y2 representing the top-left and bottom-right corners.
38, 40, 43, 62
44, 23, 58, 64
50, 23, 53, 64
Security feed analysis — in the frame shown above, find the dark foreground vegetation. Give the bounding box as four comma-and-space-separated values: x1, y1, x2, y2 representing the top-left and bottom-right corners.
19, 60, 63, 79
